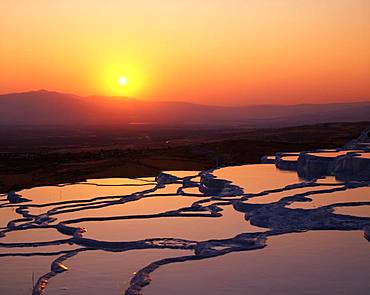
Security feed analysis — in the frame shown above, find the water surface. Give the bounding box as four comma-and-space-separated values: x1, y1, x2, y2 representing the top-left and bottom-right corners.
146, 231, 370, 295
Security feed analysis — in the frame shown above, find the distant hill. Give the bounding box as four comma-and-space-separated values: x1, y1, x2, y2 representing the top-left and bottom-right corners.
0, 90, 369, 127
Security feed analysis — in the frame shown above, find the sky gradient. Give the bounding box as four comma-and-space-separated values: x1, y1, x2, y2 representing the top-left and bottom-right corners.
0, 0, 369, 105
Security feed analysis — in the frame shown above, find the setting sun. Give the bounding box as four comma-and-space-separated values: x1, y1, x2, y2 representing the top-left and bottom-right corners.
118, 76, 128, 86
98, 61, 147, 97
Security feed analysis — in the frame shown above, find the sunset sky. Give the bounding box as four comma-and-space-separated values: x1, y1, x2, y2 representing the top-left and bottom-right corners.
0, 0, 369, 105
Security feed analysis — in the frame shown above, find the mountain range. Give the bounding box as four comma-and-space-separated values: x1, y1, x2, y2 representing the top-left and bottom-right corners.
0, 90, 369, 127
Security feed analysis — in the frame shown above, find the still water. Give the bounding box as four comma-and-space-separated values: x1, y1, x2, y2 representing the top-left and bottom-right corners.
0, 161, 368, 294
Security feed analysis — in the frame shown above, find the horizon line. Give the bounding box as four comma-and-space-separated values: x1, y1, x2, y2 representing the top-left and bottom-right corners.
1, 88, 369, 108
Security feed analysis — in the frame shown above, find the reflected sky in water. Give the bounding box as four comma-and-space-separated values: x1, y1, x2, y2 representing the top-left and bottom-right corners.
146, 231, 370, 295
213, 164, 300, 193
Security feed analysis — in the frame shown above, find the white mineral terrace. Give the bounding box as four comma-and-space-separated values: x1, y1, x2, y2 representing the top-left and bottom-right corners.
0, 131, 369, 295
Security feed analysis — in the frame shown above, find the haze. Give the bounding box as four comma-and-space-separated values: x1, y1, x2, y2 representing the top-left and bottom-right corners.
0, 0, 369, 105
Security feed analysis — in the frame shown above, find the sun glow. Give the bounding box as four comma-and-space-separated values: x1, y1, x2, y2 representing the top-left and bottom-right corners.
118, 76, 128, 86
100, 61, 147, 97
1, 1, 369, 104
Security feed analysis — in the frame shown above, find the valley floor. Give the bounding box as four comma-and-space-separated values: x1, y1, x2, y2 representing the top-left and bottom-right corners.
0, 121, 369, 193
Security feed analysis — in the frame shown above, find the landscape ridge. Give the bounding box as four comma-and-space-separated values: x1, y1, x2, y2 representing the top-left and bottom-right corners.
1, 89, 370, 127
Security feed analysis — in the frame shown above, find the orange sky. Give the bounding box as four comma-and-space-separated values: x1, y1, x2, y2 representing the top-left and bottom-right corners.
0, 0, 369, 105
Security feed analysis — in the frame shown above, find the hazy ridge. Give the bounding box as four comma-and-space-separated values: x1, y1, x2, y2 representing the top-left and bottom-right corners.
1, 90, 369, 127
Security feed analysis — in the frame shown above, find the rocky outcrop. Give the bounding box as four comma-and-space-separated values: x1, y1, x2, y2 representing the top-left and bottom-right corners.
275, 153, 300, 171
333, 153, 370, 181
199, 172, 243, 196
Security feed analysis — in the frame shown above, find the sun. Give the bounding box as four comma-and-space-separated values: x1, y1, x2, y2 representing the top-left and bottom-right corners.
118, 76, 128, 86
100, 62, 145, 96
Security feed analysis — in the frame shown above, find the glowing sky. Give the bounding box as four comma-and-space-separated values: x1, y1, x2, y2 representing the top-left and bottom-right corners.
0, 0, 369, 105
